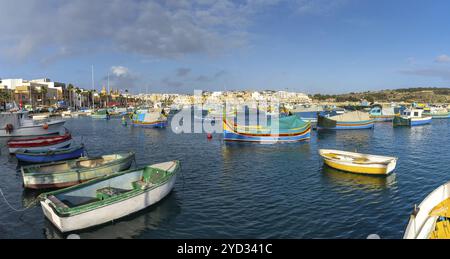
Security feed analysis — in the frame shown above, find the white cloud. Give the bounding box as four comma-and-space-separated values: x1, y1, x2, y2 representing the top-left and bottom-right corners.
435, 54, 450, 63
111, 66, 130, 77
0, 0, 282, 62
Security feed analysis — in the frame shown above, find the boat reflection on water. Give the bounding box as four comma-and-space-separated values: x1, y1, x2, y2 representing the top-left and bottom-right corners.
222, 140, 311, 162
43, 191, 181, 239
317, 129, 373, 148
321, 165, 396, 190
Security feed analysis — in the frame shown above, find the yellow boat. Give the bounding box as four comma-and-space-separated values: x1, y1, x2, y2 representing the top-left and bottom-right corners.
318, 149, 397, 175
404, 182, 450, 239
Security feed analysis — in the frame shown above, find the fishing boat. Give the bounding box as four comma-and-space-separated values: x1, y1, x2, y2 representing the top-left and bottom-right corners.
21, 152, 135, 189
7, 133, 73, 153
393, 108, 432, 127
223, 115, 311, 143
369, 105, 396, 122
404, 181, 450, 239
15, 144, 85, 164
1, 112, 66, 137
317, 110, 375, 130
39, 160, 179, 232
132, 109, 168, 128
424, 107, 450, 119
319, 149, 397, 175
91, 109, 110, 119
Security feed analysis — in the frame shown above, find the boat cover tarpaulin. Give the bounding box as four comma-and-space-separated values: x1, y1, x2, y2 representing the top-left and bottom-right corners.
329, 111, 371, 122
231, 115, 309, 134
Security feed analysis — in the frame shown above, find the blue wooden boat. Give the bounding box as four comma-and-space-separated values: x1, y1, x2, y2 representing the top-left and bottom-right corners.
131, 109, 168, 128
15, 144, 85, 163
369, 105, 396, 122
223, 115, 311, 143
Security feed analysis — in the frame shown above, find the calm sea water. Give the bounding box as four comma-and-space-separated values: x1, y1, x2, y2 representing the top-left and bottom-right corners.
1, 116, 449, 239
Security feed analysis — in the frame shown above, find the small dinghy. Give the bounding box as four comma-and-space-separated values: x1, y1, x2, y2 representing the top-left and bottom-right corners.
21, 152, 135, 189
8, 133, 72, 153
319, 149, 397, 175
39, 160, 179, 233
404, 181, 450, 239
15, 144, 85, 164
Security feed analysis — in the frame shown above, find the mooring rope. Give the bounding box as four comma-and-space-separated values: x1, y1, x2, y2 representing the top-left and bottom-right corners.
0, 188, 30, 212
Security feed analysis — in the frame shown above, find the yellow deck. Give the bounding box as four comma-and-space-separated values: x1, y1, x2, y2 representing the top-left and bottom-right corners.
429, 198, 450, 239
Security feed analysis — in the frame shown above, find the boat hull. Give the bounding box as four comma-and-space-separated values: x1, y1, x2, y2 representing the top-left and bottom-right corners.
0, 120, 65, 137
394, 116, 432, 127
222, 119, 311, 143
317, 115, 375, 130
22, 154, 134, 189
40, 174, 177, 232
323, 158, 396, 175
16, 145, 84, 163
319, 149, 397, 175
9, 138, 72, 154
132, 120, 167, 128
370, 115, 394, 122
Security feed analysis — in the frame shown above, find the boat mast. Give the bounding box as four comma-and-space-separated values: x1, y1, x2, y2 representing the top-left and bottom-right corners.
91, 65, 94, 109
107, 73, 110, 108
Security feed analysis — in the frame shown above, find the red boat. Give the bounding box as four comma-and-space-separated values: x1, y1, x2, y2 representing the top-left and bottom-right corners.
8, 133, 72, 153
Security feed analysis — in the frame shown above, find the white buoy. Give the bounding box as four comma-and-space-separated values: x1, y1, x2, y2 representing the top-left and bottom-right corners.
67, 234, 81, 239
367, 234, 381, 239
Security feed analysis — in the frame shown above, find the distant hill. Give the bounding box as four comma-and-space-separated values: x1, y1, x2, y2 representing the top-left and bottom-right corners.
310, 87, 450, 103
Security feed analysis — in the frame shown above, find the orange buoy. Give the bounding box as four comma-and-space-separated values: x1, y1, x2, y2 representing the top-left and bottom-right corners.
43, 123, 49, 129
207, 133, 213, 139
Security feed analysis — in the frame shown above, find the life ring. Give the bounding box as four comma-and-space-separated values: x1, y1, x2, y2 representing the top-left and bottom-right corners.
4, 124, 13, 134
43, 123, 49, 130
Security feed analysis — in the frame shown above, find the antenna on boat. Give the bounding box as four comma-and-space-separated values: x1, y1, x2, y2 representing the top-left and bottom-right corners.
92, 65, 95, 109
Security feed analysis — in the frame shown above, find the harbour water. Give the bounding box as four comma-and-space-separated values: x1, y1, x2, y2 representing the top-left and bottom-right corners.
1, 116, 449, 238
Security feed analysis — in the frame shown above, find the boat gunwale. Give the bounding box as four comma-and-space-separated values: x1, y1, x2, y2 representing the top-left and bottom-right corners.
22, 152, 135, 176
15, 144, 84, 156
404, 181, 450, 239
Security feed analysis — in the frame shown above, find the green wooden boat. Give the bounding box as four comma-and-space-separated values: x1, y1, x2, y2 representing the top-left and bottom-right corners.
40, 160, 179, 232
21, 152, 135, 189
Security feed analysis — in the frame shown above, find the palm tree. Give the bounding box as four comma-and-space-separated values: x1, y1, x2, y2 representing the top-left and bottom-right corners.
40, 86, 48, 106
0, 90, 11, 110
67, 84, 74, 108
75, 87, 82, 109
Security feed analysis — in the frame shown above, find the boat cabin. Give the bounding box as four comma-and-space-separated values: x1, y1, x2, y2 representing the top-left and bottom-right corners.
401, 108, 425, 118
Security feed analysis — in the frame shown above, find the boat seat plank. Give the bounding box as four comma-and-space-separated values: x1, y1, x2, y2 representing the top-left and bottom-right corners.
48, 195, 69, 209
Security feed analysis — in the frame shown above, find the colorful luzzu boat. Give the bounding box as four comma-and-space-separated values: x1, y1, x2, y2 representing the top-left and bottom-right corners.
131, 109, 168, 128
393, 108, 432, 127
223, 115, 311, 143
317, 111, 374, 130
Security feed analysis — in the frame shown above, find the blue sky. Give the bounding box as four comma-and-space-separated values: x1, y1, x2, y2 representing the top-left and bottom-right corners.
1, 0, 450, 94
